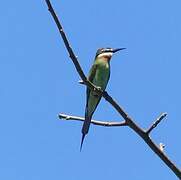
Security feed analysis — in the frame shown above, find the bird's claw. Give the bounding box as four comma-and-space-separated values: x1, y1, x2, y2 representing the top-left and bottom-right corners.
94, 86, 102, 91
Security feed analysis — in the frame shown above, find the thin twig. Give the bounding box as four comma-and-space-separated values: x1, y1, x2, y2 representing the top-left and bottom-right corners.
45, 0, 103, 96
59, 113, 127, 127
45, 0, 181, 178
146, 112, 167, 134
45, 0, 87, 82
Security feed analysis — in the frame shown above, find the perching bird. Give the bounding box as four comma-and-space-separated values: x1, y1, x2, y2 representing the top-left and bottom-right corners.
80, 47, 125, 151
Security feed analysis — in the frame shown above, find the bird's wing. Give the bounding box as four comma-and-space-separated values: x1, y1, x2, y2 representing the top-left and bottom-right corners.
80, 64, 98, 150
86, 63, 98, 102
83, 64, 97, 122
88, 64, 98, 82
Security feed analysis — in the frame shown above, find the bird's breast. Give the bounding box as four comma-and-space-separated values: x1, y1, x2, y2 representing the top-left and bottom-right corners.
93, 64, 110, 90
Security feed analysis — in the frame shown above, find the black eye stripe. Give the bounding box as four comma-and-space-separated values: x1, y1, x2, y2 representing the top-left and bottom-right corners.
102, 49, 112, 53
95, 48, 113, 58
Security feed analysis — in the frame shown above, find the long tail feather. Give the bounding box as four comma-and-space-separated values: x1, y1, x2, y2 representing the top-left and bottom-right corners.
80, 133, 86, 152
80, 111, 92, 151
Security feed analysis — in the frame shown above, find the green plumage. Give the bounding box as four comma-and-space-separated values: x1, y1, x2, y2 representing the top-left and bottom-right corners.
80, 47, 124, 151
86, 58, 110, 120
80, 55, 110, 150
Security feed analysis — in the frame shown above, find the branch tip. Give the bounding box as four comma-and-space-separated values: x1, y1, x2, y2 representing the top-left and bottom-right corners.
78, 80, 84, 84
146, 112, 167, 134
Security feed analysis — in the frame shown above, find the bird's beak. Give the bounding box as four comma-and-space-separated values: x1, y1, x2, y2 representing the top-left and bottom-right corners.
112, 48, 126, 53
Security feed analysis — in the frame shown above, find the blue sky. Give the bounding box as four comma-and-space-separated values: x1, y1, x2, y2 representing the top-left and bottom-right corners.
1, 0, 180, 179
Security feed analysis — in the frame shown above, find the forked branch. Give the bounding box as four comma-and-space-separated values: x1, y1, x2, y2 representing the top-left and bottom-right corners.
45, 0, 181, 178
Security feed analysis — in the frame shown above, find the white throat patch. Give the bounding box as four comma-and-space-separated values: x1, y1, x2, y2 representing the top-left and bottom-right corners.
97, 52, 113, 59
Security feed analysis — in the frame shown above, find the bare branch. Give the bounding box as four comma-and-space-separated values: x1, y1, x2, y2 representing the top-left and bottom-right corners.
45, 0, 181, 178
45, 0, 104, 97
146, 112, 167, 134
45, 0, 87, 82
58, 113, 127, 127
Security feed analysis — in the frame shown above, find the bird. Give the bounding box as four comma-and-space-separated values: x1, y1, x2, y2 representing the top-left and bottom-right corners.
80, 47, 125, 151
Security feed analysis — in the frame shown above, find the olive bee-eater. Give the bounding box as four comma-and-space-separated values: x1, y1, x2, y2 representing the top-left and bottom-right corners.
80, 47, 125, 151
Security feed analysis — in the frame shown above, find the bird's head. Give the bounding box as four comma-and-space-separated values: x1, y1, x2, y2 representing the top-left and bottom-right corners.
95, 47, 125, 60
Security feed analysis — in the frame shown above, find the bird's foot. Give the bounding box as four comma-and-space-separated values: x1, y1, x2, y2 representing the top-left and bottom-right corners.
94, 86, 102, 91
